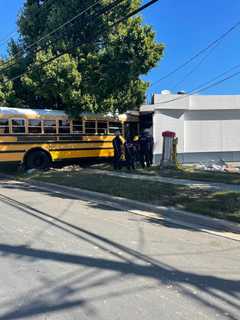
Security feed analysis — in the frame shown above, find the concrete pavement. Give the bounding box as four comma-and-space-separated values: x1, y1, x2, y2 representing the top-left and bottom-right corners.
0, 177, 239, 320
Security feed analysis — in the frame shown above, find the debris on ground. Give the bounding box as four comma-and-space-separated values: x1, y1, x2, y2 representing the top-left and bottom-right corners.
225, 164, 240, 173
51, 165, 82, 172
195, 160, 240, 173
27, 169, 37, 174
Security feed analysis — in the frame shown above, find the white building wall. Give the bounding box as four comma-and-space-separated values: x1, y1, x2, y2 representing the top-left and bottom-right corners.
190, 95, 240, 110
153, 110, 185, 159
142, 94, 240, 164
184, 110, 240, 153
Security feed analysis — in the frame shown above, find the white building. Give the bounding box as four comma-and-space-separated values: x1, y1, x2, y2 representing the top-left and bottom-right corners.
140, 93, 240, 164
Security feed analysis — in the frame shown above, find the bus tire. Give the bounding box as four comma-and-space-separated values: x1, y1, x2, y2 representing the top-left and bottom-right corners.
25, 150, 51, 170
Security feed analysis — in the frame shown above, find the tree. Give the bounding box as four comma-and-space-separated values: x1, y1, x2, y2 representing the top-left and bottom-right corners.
6, 0, 164, 115
0, 59, 19, 106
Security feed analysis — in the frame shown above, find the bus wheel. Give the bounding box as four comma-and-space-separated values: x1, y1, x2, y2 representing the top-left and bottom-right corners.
25, 150, 51, 170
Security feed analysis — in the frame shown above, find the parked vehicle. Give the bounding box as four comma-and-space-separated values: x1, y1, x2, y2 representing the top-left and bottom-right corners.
0, 107, 138, 170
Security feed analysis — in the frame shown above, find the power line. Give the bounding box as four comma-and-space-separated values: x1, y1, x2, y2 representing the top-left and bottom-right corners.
0, 0, 102, 73
0, 0, 129, 76
195, 69, 240, 94
150, 19, 240, 88
188, 63, 240, 95
0, 0, 56, 54
171, 38, 228, 90
156, 62, 240, 105
0, 0, 127, 83
1, 0, 159, 76
0, 31, 18, 49
2, 0, 160, 87
112, 0, 160, 25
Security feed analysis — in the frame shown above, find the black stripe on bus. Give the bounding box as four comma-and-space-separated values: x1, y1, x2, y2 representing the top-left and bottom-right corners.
0, 134, 115, 139
49, 147, 113, 152
0, 147, 113, 154
0, 140, 113, 145
17, 136, 86, 142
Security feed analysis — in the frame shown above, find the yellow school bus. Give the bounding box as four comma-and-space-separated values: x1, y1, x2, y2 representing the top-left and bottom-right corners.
0, 106, 139, 169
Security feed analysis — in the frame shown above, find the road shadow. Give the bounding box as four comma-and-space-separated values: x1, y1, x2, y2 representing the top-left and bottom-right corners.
0, 243, 239, 320
0, 180, 239, 319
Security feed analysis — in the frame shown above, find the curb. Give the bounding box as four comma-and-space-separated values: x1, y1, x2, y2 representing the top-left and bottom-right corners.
1, 173, 239, 241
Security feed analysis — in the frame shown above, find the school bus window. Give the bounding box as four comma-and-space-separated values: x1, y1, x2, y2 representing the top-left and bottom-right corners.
28, 119, 42, 134
12, 119, 26, 134
85, 121, 96, 134
43, 120, 56, 134
0, 119, 9, 134
59, 120, 70, 134
97, 121, 108, 134
72, 120, 83, 133
109, 122, 122, 134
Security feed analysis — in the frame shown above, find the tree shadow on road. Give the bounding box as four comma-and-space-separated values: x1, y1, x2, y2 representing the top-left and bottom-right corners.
0, 241, 239, 320
0, 182, 239, 319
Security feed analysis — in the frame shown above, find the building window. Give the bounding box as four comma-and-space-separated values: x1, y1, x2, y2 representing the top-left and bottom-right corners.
28, 119, 42, 134
43, 120, 56, 134
59, 120, 70, 134
97, 121, 108, 134
85, 121, 96, 134
72, 119, 83, 133
109, 122, 122, 134
0, 119, 9, 134
12, 119, 26, 134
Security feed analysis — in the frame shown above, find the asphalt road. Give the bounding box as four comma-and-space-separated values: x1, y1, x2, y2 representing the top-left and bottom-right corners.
0, 178, 239, 320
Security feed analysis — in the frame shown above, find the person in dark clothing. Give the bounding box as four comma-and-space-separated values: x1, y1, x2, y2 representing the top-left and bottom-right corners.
124, 137, 135, 170
133, 136, 140, 165
139, 133, 148, 168
112, 130, 123, 170
147, 133, 154, 165
139, 130, 154, 168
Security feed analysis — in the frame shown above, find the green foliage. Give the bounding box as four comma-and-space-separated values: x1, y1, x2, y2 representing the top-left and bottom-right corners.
3, 0, 164, 114
0, 59, 20, 106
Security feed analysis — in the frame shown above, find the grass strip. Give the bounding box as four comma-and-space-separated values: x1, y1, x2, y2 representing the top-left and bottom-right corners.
27, 170, 240, 223
1, 163, 240, 223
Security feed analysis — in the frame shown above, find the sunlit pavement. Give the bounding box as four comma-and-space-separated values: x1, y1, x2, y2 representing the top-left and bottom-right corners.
0, 178, 239, 320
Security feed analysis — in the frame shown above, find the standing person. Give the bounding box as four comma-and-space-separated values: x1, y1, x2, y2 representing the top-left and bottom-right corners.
124, 137, 135, 170
133, 135, 140, 165
139, 130, 154, 168
139, 131, 148, 168
146, 130, 154, 166
112, 130, 123, 170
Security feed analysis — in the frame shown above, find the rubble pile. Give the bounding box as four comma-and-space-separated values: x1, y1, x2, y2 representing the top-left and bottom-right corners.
51, 165, 82, 172
195, 160, 240, 173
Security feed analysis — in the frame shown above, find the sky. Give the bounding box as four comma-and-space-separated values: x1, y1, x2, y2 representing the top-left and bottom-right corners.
0, 0, 240, 100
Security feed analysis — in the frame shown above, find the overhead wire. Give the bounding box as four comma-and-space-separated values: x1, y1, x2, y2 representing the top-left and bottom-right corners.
0, 31, 18, 49
0, 0, 102, 73
156, 62, 240, 105
2, 0, 160, 86
0, 0, 56, 55
112, 0, 160, 25
150, 18, 240, 89
194, 68, 240, 94
1, 0, 130, 84
171, 39, 228, 91
1, 0, 160, 75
